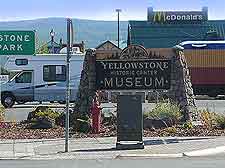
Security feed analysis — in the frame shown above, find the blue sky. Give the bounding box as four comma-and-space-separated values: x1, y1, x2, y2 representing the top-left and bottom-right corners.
0, 0, 225, 21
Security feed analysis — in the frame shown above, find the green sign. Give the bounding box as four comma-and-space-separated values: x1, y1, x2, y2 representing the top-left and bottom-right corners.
0, 31, 35, 55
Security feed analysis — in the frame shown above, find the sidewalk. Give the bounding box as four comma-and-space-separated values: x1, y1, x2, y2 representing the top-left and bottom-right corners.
0, 136, 225, 160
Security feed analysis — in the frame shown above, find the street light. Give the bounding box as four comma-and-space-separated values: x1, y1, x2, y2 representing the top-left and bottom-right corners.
115, 9, 122, 48
50, 29, 55, 54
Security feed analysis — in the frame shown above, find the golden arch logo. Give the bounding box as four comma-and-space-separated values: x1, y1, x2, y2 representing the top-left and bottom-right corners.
153, 12, 166, 23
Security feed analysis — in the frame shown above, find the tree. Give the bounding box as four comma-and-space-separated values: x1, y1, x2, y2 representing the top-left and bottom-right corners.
37, 43, 49, 54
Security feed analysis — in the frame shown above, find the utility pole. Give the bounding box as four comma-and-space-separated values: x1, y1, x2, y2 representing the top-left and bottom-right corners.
116, 9, 122, 48
65, 18, 73, 152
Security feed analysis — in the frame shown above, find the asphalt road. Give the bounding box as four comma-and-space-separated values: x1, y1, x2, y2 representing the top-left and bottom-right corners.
3, 100, 225, 122
1, 156, 225, 168
195, 100, 225, 113
4, 102, 69, 122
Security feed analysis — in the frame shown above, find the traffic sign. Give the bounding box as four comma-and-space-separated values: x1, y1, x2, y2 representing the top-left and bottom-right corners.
0, 31, 35, 55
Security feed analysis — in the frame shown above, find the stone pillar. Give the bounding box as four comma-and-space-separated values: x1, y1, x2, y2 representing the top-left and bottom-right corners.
72, 49, 97, 123
168, 48, 197, 122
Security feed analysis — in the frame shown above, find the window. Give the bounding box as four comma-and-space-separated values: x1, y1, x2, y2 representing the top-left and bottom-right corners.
43, 65, 66, 82
15, 72, 32, 83
15, 59, 28, 66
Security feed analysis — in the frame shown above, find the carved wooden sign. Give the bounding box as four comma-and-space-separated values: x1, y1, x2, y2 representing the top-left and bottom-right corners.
96, 44, 171, 90
96, 59, 171, 90
120, 45, 148, 59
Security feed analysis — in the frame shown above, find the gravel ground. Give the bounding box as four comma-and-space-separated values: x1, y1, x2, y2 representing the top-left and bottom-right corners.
0, 123, 64, 139
1, 122, 225, 139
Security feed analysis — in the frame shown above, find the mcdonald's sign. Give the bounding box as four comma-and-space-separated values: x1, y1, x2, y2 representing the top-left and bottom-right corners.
149, 11, 207, 23
153, 12, 166, 23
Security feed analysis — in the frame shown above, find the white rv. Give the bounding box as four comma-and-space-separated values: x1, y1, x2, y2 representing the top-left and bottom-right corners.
1, 54, 85, 108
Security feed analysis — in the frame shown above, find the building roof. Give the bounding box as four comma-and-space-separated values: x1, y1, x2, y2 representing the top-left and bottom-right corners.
96, 40, 127, 50
96, 40, 120, 50
128, 20, 225, 48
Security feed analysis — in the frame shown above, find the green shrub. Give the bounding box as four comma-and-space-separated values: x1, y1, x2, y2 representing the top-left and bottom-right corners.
0, 104, 5, 121
28, 106, 62, 124
143, 111, 149, 120
182, 121, 193, 129
199, 108, 225, 129
199, 109, 217, 129
144, 100, 182, 122
166, 126, 177, 134
72, 112, 91, 133
36, 108, 61, 120
215, 114, 225, 129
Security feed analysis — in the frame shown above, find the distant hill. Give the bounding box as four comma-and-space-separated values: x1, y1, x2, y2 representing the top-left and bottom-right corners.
0, 18, 128, 66
0, 18, 128, 48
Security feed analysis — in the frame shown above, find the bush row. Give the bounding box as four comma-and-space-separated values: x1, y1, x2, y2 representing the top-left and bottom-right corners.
143, 100, 225, 130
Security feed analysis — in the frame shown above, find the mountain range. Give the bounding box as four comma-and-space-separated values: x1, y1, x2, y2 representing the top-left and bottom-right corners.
0, 18, 128, 66
0, 18, 128, 48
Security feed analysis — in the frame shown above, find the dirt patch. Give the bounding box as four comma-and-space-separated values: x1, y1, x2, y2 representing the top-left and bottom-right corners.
1, 122, 225, 139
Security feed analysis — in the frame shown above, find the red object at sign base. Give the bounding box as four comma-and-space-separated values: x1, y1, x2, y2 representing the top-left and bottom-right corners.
91, 100, 101, 134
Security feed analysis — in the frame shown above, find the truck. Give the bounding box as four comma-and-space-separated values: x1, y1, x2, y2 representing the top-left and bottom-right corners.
0, 54, 85, 108
178, 40, 225, 97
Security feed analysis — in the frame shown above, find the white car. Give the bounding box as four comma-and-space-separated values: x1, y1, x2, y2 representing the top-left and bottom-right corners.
59, 47, 83, 54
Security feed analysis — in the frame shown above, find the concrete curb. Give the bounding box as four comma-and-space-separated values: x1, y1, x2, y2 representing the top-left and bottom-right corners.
0, 143, 225, 160
116, 146, 225, 159
116, 153, 183, 159
183, 146, 225, 157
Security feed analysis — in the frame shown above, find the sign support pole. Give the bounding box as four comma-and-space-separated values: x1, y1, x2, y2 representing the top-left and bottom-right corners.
116, 9, 121, 48
65, 18, 72, 152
